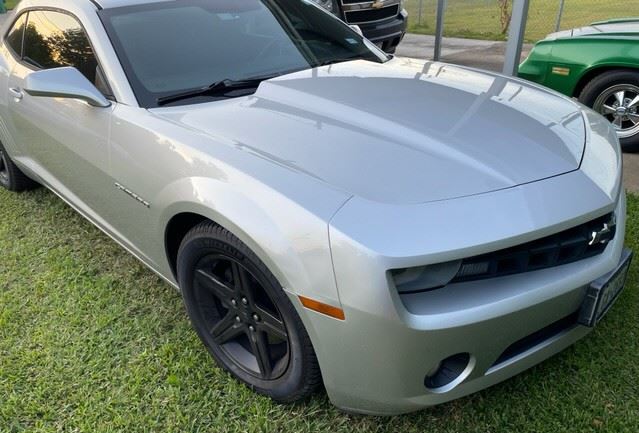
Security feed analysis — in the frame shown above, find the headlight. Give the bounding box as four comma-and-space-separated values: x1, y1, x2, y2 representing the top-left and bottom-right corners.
391, 260, 461, 293
309, 0, 336, 13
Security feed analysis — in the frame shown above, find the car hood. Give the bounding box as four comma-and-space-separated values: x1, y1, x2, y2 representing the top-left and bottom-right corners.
152, 57, 586, 205
546, 20, 639, 40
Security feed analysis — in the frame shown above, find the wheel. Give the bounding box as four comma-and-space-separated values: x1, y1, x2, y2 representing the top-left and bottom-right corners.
177, 221, 321, 402
579, 70, 639, 152
0, 141, 39, 191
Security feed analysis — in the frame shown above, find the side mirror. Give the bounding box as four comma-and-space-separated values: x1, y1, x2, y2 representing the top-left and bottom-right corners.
349, 24, 363, 36
24, 66, 111, 108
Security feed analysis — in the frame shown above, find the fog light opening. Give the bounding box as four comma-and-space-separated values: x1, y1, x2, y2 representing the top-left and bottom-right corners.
424, 353, 474, 393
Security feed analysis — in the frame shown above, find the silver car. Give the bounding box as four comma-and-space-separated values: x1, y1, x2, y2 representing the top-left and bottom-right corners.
0, 0, 631, 415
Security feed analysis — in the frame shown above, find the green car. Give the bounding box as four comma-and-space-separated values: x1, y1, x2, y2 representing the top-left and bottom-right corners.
520, 18, 639, 151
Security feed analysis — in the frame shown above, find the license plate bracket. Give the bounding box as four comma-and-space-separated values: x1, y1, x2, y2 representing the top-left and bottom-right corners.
578, 249, 633, 327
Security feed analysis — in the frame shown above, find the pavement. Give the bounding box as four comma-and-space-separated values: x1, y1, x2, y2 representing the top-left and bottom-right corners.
623, 154, 639, 194
0, 8, 636, 194
396, 33, 533, 73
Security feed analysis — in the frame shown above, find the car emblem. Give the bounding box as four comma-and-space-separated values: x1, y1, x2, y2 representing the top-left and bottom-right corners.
115, 182, 151, 208
589, 215, 616, 246
371, 0, 385, 9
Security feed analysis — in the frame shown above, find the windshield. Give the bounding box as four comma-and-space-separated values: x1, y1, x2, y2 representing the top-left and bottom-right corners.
99, 0, 388, 107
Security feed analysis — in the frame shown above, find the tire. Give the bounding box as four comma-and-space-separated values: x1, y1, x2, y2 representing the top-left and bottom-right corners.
177, 221, 321, 402
0, 141, 39, 192
579, 70, 639, 152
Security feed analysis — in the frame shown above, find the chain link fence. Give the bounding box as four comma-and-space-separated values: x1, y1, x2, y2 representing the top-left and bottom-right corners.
405, 0, 639, 43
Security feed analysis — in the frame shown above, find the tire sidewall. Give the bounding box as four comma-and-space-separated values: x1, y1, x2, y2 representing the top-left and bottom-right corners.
0, 143, 13, 189
177, 228, 309, 401
580, 70, 639, 152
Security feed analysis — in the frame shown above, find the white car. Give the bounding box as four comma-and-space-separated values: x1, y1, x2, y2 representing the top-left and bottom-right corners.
0, 0, 631, 415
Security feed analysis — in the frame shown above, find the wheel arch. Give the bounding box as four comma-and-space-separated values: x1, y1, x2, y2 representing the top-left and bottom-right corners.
156, 177, 343, 309
160, 198, 292, 292
164, 211, 209, 280
573, 65, 639, 98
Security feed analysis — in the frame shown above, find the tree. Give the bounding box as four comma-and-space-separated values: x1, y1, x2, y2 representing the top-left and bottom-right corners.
498, 0, 512, 35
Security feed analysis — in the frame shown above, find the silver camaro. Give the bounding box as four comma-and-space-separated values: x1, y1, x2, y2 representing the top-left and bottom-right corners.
0, 0, 632, 415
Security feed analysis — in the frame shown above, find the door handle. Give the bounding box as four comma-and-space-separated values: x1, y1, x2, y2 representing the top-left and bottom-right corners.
9, 87, 23, 100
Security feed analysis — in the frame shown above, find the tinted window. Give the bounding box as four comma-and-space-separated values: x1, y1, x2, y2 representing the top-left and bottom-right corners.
6, 13, 27, 56
23, 10, 99, 85
99, 0, 387, 107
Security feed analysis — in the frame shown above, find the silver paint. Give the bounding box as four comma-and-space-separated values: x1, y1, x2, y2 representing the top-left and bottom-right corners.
0, 0, 628, 415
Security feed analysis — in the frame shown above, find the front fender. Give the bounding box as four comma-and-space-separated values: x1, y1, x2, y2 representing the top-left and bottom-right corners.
548, 39, 639, 96
156, 176, 347, 310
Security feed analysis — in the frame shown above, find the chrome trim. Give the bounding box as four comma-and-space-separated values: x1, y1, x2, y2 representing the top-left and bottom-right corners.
115, 182, 151, 208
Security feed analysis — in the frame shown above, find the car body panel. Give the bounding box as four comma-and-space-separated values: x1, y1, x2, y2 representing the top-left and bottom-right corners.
312, 110, 623, 413
0, 0, 629, 416
7, 61, 116, 214
320, 176, 624, 414
106, 103, 351, 307
154, 58, 586, 205
519, 19, 639, 97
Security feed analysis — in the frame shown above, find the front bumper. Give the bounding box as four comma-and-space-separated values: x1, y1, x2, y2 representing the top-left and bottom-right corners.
291, 167, 626, 414
359, 9, 408, 52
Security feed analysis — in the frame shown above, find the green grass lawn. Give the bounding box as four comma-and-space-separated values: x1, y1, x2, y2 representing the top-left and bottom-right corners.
1, 187, 639, 433
405, 0, 639, 41
4, 0, 17, 10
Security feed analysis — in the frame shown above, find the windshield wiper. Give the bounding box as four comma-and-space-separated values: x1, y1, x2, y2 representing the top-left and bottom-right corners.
157, 76, 274, 106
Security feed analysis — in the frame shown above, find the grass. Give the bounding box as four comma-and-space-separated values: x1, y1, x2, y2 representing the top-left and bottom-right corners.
1, 188, 639, 432
4, 0, 17, 10
405, 0, 639, 41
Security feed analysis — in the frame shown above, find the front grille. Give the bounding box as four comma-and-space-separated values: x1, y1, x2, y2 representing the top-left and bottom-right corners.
344, 5, 400, 23
451, 213, 616, 284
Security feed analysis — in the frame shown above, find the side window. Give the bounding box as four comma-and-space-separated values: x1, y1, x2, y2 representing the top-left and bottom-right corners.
22, 10, 101, 89
6, 13, 27, 57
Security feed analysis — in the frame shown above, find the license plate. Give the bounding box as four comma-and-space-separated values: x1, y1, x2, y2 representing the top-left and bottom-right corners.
579, 249, 632, 327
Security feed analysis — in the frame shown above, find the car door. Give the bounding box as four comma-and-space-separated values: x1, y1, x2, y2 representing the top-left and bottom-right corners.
0, 12, 28, 161
5, 9, 116, 219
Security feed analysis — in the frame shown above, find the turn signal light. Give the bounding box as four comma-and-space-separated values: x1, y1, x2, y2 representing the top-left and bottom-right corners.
298, 296, 345, 320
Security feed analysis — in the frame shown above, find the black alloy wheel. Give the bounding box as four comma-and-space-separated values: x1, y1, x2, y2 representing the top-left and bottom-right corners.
192, 254, 290, 380
177, 222, 321, 402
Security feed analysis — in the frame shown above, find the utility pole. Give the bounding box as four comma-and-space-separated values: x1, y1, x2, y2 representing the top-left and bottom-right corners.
502, 0, 530, 76
434, 0, 446, 61
555, 0, 566, 32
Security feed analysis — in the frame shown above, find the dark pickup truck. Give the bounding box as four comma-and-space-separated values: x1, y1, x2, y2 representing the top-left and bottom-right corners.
312, 0, 407, 52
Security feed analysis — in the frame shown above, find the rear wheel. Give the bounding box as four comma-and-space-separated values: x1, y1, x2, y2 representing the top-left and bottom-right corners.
177, 221, 321, 402
0, 141, 39, 192
579, 70, 639, 152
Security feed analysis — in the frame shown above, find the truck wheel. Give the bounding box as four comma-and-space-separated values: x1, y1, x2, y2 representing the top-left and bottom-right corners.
579, 70, 639, 152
